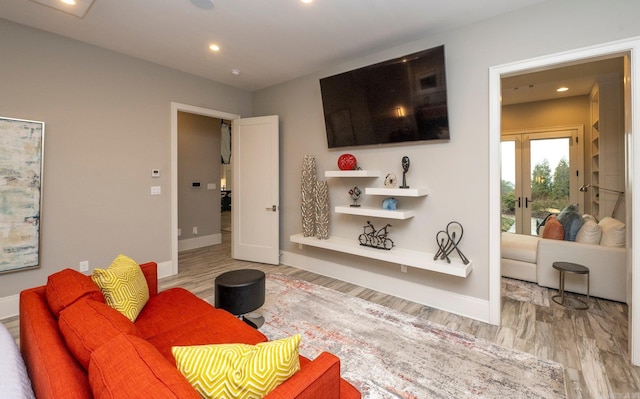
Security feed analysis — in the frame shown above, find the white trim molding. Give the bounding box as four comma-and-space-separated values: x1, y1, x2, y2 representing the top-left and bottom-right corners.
0, 294, 19, 320
178, 234, 222, 252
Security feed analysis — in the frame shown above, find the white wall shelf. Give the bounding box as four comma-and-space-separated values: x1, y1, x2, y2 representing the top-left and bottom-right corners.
335, 205, 415, 219
365, 187, 428, 197
290, 233, 472, 277
325, 170, 380, 177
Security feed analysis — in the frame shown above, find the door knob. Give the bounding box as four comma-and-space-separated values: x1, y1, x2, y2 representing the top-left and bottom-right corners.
265, 205, 277, 212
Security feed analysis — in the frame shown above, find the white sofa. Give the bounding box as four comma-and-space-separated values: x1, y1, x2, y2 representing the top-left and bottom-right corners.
501, 232, 627, 303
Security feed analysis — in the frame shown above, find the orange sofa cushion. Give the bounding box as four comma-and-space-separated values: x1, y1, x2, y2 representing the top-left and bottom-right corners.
46, 268, 105, 318
88, 334, 201, 399
542, 215, 565, 240
59, 298, 139, 369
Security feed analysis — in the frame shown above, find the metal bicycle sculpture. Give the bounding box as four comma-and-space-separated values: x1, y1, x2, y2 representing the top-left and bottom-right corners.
359, 220, 394, 250
434, 221, 470, 265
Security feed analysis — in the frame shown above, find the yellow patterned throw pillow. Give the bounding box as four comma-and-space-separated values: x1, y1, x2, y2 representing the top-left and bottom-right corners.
91, 254, 149, 322
172, 334, 301, 399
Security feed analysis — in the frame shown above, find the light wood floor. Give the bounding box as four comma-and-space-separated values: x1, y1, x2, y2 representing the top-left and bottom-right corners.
3, 229, 640, 398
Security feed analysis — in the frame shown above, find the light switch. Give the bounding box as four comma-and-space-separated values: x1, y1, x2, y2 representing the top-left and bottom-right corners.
151, 186, 161, 195
151, 169, 160, 178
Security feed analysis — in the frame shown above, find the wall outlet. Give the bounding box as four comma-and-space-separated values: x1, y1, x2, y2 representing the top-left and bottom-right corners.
400, 265, 408, 273
79, 261, 89, 272
193, 226, 198, 235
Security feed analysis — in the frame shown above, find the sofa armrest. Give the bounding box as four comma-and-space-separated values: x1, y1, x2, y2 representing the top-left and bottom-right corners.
139, 262, 158, 297
264, 352, 341, 399
536, 238, 627, 303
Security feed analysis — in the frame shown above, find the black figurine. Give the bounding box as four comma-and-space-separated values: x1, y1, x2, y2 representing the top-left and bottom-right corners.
400, 156, 410, 188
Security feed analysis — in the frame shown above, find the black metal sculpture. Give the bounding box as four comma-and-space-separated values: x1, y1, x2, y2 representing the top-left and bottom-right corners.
434, 221, 469, 264
400, 156, 410, 188
359, 220, 394, 250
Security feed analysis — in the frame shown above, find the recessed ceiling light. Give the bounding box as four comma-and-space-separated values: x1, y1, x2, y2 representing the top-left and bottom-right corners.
209, 44, 220, 52
31, 0, 95, 17
557, 87, 569, 92
301, 0, 313, 3
231, 69, 241, 76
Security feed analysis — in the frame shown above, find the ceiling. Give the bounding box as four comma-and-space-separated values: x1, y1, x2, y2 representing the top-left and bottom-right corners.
0, 0, 553, 92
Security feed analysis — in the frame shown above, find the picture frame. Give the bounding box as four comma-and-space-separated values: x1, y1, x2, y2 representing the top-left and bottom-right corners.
0, 116, 45, 274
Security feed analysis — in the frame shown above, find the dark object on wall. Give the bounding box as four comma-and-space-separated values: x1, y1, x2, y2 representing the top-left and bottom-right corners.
434, 221, 469, 265
359, 221, 394, 250
320, 45, 449, 148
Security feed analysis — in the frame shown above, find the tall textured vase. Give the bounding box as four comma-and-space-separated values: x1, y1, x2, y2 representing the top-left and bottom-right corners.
301, 155, 317, 237
315, 181, 330, 240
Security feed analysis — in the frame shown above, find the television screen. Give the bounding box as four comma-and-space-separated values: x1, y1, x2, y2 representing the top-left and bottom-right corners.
320, 45, 449, 148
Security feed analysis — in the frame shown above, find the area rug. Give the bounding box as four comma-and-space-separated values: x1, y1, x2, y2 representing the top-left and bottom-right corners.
259, 275, 566, 399
501, 277, 551, 307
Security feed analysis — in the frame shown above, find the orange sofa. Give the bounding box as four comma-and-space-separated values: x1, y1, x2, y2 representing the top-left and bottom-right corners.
20, 262, 361, 399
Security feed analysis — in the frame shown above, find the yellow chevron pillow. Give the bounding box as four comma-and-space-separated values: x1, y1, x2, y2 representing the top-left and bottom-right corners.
91, 254, 149, 322
172, 334, 301, 399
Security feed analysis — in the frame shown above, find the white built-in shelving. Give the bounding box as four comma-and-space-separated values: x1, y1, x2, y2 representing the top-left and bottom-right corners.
334, 205, 415, 220
365, 187, 428, 197
324, 170, 380, 177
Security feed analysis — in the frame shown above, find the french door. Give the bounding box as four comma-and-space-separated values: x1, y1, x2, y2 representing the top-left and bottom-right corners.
501, 128, 582, 235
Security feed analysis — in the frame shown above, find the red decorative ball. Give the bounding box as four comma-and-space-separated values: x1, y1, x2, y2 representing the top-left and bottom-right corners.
338, 154, 357, 170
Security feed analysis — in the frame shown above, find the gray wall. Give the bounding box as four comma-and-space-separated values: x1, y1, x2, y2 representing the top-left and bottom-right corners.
177, 112, 221, 241
252, 0, 640, 304
0, 19, 251, 297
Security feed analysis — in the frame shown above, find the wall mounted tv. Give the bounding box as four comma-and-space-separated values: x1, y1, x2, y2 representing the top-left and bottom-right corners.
320, 45, 449, 149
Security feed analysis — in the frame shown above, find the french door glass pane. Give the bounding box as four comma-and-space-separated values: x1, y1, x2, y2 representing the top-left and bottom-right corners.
529, 137, 570, 235
501, 141, 516, 233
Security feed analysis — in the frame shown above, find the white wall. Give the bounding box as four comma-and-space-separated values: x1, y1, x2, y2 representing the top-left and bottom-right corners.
0, 19, 251, 300
253, 0, 640, 321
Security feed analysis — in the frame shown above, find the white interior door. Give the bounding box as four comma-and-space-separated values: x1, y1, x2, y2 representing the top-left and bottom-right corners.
232, 115, 280, 264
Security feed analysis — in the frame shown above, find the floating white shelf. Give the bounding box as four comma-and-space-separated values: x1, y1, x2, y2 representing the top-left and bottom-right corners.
365, 187, 428, 197
325, 170, 380, 177
290, 233, 472, 278
335, 205, 415, 220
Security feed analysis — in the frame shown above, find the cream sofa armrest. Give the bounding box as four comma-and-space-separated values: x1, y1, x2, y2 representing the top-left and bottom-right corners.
536, 238, 627, 303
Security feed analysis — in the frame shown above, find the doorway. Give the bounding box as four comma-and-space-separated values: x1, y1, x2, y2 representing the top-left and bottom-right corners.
489, 38, 640, 364
501, 127, 582, 235
170, 103, 240, 276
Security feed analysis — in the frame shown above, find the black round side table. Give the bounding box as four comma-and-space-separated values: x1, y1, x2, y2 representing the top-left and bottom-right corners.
215, 269, 266, 328
551, 261, 590, 310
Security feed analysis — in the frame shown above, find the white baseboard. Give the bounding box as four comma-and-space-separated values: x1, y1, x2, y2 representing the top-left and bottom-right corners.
281, 250, 490, 323
178, 234, 222, 252
157, 260, 174, 279
0, 294, 20, 320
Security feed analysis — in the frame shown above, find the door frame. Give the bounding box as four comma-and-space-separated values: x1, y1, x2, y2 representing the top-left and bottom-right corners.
170, 102, 240, 276
489, 37, 640, 364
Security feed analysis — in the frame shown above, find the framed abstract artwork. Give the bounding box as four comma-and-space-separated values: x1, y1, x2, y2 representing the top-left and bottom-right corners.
0, 117, 45, 273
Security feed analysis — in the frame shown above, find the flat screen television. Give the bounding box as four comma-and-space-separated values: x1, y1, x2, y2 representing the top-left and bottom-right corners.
320, 45, 449, 149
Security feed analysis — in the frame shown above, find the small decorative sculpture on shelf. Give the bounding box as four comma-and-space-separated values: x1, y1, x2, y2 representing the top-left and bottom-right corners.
359, 221, 394, 250
349, 186, 362, 207
382, 197, 397, 210
400, 156, 410, 188
384, 173, 397, 188
433, 221, 469, 265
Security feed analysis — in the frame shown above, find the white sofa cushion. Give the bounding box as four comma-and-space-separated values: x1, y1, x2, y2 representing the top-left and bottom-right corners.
599, 217, 625, 247
575, 218, 601, 244
501, 233, 540, 264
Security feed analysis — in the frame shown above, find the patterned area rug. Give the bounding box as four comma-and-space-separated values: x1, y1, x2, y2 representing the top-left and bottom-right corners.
259, 275, 566, 399
501, 277, 551, 307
